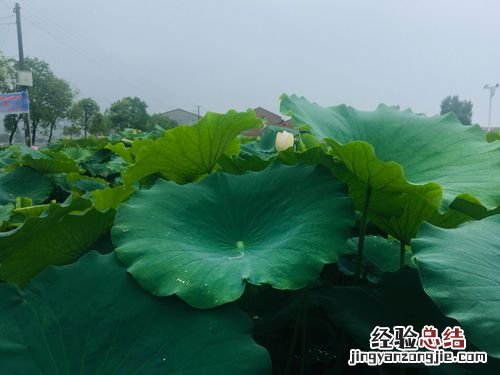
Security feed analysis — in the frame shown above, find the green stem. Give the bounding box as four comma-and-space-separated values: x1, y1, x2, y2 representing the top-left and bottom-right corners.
285, 289, 309, 375
399, 240, 406, 270
284, 311, 301, 375
355, 186, 372, 284
332, 328, 347, 374
299, 290, 309, 375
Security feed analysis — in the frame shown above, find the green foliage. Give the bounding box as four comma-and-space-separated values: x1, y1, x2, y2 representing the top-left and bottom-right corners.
0, 53, 16, 92
0, 167, 52, 205
413, 217, 500, 357
0, 196, 114, 284
0, 252, 271, 374
62, 123, 81, 138
123, 110, 262, 184
68, 97, 101, 138
1, 100, 500, 372
440, 95, 473, 125
113, 163, 354, 308
106, 96, 149, 131
0, 203, 13, 229
148, 112, 178, 130
486, 129, 500, 142
281, 94, 500, 243
24, 57, 75, 144
0, 55, 22, 144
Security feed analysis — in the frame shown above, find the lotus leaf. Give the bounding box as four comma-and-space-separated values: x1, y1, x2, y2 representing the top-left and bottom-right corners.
413, 217, 500, 358
0, 252, 271, 374
113, 163, 354, 308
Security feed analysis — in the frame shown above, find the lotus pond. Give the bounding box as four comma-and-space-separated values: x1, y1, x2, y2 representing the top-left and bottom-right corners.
0, 95, 499, 374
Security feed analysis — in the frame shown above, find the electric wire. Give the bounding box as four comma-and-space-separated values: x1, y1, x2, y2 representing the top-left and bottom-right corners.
21, 3, 189, 111
0, 17, 12, 50
21, 14, 170, 110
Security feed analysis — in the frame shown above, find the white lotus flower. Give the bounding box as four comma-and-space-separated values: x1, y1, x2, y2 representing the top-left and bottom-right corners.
275, 130, 294, 152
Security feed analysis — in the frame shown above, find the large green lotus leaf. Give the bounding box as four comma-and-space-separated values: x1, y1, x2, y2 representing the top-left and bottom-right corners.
430, 194, 500, 229
0, 167, 53, 205
319, 270, 499, 373
66, 172, 108, 192
281, 95, 500, 242
113, 163, 354, 308
19, 149, 81, 174
0, 203, 13, 229
412, 217, 500, 358
0, 197, 114, 285
60, 147, 93, 163
327, 141, 442, 242
217, 145, 328, 175
344, 235, 412, 275
320, 269, 456, 349
281, 95, 500, 209
0, 146, 17, 168
91, 185, 135, 212
217, 152, 274, 174
106, 141, 134, 163
0, 252, 271, 374
123, 110, 262, 184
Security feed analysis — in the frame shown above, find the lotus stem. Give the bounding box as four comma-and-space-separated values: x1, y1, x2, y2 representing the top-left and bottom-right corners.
399, 240, 406, 270
355, 186, 372, 283
299, 289, 309, 375
285, 301, 302, 375
285, 289, 309, 375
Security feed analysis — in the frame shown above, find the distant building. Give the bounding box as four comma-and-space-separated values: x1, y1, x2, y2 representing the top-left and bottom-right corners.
254, 107, 283, 126
243, 107, 293, 137
162, 109, 199, 126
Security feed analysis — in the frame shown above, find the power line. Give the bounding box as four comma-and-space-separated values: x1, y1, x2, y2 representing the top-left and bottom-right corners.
4, 2, 190, 113
20, 10, 189, 112
0, 17, 12, 49
21, 14, 170, 110
0, 0, 12, 11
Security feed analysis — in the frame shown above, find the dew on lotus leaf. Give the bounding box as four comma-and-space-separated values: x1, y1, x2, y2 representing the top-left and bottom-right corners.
175, 278, 190, 286
252, 315, 261, 320
203, 283, 208, 287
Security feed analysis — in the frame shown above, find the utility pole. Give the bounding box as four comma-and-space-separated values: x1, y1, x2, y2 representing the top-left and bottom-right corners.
484, 83, 499, 132
14, 2, 31, 146
196, 105, 201, 120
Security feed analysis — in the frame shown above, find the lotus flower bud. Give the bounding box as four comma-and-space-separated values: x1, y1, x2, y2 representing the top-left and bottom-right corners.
275, 131, 294, 152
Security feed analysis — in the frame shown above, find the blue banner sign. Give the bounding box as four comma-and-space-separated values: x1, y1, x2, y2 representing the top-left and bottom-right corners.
0, 91, 30, 114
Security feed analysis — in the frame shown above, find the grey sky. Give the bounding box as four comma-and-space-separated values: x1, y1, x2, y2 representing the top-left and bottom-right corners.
1, 0, 499, 126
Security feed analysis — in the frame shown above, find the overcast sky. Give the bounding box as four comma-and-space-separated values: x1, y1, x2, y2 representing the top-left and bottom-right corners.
1, 0, 499, 126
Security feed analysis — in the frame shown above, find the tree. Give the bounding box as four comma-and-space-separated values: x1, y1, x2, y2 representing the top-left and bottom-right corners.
147, 113, 178, 131
4, 114, 22, 145
440, 95, 473, 125
62, 124, 81, 138
23, 58, 74, 144
69, 98, 100, 138
1, 54, 22, 144
106, 97, 149, 131
0, 53, 16, 92
88, 113, 111, 136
